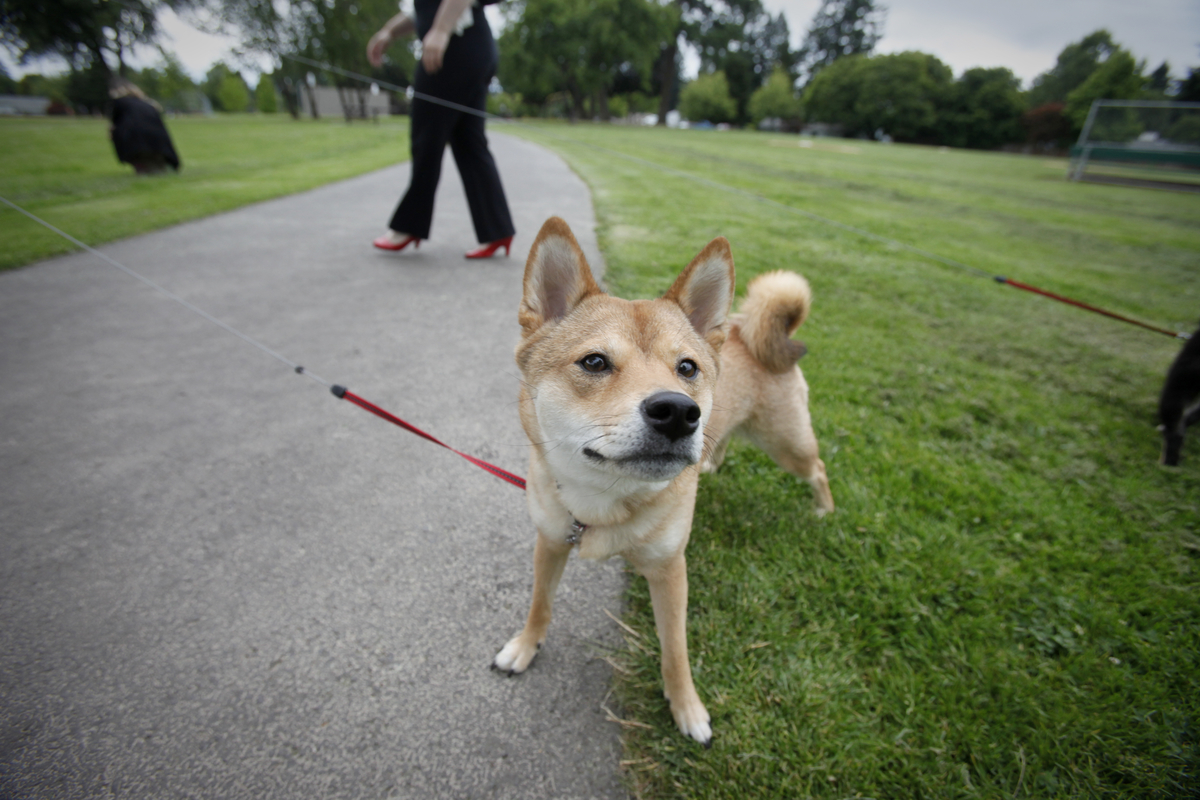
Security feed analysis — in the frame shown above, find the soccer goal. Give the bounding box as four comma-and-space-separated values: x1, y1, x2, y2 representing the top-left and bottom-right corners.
1069, 100, 1200, 188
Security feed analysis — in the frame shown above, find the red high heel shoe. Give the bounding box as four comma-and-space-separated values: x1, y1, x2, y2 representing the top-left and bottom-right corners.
465, 236, 513, 259
373, 233, 420, 252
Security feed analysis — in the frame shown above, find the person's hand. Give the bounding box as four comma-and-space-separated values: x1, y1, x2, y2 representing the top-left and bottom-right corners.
421, 28, 450, 74
367, 28, 392, 68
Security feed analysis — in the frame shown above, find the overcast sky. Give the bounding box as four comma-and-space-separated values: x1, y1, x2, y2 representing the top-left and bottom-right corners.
3, 0, 1199, 88
767, 0, 1200, 84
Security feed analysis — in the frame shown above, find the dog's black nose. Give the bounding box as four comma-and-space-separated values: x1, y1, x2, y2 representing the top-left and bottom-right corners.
641, 391, 701, 442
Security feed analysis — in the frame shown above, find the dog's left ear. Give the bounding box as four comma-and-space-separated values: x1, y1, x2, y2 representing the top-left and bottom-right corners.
520, 217, 603, 334
664, 237, 735, 349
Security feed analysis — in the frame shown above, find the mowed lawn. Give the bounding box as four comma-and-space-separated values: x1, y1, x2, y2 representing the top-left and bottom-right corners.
508, 122, 1200, 799
4, 113, 1197, 797
0, 113, 409, 271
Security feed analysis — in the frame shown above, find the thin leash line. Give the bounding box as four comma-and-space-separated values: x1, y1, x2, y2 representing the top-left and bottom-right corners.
1, 194, 528, 487
1, 196, 333, 387
287, 54, 1189, 339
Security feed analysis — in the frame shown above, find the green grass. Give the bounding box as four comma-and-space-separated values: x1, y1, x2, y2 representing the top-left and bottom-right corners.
0, 114, 409, 270
506, 122, 1200, 799
7, 113, 1196, 797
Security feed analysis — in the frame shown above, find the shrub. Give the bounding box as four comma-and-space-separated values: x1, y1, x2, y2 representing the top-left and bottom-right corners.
679, 71, 737, 124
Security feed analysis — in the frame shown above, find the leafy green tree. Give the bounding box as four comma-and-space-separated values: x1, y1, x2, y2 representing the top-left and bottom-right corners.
1, 0, 200, 110
16, 72, 68, 101
1064, 48, 1146, 128
0, 62, 17, 93
651, 0, 796, 126
1147, 61, 1171, 96
686, 0, 796, 125
803, 51, 953, 142
134, 53, 201, 111
679, 70, 737, 123
748, 66, 801, 125
1026, 29, 1116, 107
255, 75, 278, 112
218, 71, 250, 111
1178, 68, 1200, 102
212, 0, 410, 119
797, 0, 884, 83
498, 0, 674, 120
204, 61, 251, 111
939, 67, 1026, 149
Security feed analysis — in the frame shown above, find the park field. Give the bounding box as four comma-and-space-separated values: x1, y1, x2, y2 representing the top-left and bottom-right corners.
2, 113, 1197, 797
507, 121, 1200, 799
0, 113, 409, 271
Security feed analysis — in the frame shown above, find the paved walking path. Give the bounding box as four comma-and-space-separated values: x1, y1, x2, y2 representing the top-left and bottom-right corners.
0, 133, 629, 799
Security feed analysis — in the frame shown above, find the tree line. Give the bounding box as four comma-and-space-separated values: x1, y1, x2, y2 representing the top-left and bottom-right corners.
0, 54, 280, 115
3, 0, 1199, 150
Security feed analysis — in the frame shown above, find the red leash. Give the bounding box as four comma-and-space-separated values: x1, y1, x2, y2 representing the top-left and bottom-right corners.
995, 277, 1191, 340
332, 385, 527, 490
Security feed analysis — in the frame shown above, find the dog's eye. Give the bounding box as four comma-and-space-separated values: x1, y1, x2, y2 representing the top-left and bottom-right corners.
677, 359, 698, 379
579, 353, 610, 373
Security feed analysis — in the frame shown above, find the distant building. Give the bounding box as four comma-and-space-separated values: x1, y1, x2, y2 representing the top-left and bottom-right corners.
300, 86, 391, 119
0, 95, 51, 115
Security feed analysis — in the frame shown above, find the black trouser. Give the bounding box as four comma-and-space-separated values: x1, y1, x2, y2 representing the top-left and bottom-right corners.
388, 80, 515, 244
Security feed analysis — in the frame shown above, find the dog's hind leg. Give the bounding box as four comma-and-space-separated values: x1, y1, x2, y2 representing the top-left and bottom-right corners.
747, 409, 835, 516
493, 532, 572, 675
769, 443, 834, 516
641, 554, 711, 746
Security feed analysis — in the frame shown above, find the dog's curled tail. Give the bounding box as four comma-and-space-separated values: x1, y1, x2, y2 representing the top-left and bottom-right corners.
736, 270, 813, 374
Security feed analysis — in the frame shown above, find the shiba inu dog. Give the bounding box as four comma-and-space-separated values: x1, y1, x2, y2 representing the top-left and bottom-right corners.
492, 217, 834, 745
1160, 323, 1200, 466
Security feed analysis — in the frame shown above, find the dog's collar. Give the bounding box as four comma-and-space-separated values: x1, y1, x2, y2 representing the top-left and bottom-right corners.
565, 517, 589, 546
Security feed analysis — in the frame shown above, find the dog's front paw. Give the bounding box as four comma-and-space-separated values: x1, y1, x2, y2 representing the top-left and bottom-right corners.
491, 634, 541, 675
670, 696, 712, 747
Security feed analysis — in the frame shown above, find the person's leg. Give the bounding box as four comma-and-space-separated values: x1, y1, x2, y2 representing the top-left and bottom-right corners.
387, 97, 459, 239
448, 88, 515, 244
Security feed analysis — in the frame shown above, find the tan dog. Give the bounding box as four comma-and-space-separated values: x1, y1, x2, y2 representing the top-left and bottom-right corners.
493, 217, 834, 745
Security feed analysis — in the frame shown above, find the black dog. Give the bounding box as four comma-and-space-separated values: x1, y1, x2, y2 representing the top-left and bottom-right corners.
1159, 323, 1200, 466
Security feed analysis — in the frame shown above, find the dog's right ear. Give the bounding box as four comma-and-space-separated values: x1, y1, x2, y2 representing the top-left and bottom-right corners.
520, 217, 602, 333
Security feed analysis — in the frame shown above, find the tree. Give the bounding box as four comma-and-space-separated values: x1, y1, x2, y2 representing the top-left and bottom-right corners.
211, 0, 411, 120
1, 0, 198, 92
1026, 29, 1116, 107
1147, 61, 1171, 95
652, 0, 796, 126
135, 52, 203, 112
748, 66, 801, 126
16, 72, 68, 102
0, 62, 17, 93
797, 0, 884, 83
498, 0, 674, 120
1064, 48, 1146, 129
803, 51, 953, 142
218, 71, 251, 111
678, 70, 737, 123
687, 0, 797, 125
939, 67, 1026, 149
1178, 68, 1200, 102
255, 75, 278, 112
204, 61, 251, 112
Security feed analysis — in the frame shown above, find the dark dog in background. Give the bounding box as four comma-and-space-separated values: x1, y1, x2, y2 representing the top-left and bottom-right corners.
1159, 323, 1200, 466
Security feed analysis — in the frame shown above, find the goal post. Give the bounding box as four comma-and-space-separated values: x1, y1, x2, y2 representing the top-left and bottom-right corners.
1069, 100, 1200, 185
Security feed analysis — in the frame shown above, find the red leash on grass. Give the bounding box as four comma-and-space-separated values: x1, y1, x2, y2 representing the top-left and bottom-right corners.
330, 384, 527, 490
995, 276, 1192, 340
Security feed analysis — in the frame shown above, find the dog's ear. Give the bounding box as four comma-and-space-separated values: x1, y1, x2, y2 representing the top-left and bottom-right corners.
520, 217, 602, 333
663, 236, 735, 348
